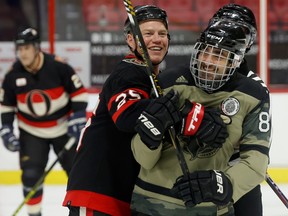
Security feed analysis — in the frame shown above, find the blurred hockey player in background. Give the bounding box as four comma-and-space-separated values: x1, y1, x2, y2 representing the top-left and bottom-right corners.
0, 27, 88, 216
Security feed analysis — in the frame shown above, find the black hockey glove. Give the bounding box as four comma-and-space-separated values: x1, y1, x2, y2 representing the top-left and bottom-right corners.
135, 89, 182, 150
172, 170, 233, 207
180, 100, 229, 148
68, 110, 87, 140
0, 125, 20, 152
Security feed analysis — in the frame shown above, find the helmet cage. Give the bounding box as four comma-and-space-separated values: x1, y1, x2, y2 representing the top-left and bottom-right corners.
190, 42, 243, 92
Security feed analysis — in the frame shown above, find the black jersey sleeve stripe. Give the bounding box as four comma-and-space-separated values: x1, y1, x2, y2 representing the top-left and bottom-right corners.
229, 151, 240, 162
239, 144, 270, 157
136, 178, 178, 199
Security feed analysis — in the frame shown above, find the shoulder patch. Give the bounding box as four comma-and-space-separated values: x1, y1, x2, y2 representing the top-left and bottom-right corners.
16, 78, 27, 87
221, 97, 240, 117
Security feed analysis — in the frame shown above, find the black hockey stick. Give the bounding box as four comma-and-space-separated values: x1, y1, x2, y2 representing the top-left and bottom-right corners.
123, 0, 190, 177
266, 172, 288, 209
12, 136, 76, 216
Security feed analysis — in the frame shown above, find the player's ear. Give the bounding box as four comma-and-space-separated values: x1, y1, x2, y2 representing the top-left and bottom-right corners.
126, 33, 136, 51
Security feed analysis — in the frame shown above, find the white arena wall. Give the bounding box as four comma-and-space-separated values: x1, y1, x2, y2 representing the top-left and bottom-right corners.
0, 92, 287, 184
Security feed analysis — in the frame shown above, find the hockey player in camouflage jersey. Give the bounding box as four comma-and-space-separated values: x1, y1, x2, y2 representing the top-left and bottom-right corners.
209, 4, 266, 215
130, 19, 271, 216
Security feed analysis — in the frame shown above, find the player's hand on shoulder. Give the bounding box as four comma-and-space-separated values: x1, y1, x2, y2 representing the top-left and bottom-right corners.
0, 125, 20, 152
180, 100, 229, 148
135, 89, 182, 150
171, 170, 233, 207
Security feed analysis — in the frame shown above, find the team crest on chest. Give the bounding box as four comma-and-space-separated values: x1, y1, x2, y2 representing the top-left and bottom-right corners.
221, 97, 240, 116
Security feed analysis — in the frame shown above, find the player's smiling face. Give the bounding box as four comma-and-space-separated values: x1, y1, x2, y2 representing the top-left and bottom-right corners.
139, 20, 169, 65
16, 44, 38, 67
189, 41, 241, 92
197, 45, 230, 80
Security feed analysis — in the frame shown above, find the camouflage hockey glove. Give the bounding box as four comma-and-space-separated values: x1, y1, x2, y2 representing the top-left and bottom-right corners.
180, 100, 229, 148
135, 89, 182, 150
172, 170, 233, 207
0, 125, 20, 152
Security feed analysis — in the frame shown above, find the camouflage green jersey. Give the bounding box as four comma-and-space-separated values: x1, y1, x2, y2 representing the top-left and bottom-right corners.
131, 64, 271, 214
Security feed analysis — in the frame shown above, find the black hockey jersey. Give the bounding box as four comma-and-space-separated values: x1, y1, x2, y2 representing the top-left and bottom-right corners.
0, 53, 88, 138
63, 55, 155, 215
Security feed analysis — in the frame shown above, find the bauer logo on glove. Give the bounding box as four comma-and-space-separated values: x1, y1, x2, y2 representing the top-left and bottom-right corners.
135, 89, 182, 150
138, 114, 161, 136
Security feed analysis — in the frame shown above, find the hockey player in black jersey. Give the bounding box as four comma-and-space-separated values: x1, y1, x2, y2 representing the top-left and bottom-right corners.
131, 15, 271, 216
62, 5, 173, 216
0, 28, 88, 216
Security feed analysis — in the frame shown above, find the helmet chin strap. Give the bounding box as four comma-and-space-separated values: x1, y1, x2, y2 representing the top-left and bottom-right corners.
134, 48, 144, 62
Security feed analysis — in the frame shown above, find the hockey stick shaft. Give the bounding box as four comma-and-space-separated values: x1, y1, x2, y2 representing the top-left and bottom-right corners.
123, 0, 190, 177
266, 172, 288, 209
12, 136, 76, 216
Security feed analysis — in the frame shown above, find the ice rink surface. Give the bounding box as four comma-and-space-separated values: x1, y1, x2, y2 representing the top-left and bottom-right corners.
0, 183, 288, 216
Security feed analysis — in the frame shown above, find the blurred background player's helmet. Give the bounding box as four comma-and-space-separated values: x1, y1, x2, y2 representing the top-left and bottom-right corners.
190, 20, 249, 92
124, 5, 168, 35
208, 3, 257, 53
15, 28, 40, 47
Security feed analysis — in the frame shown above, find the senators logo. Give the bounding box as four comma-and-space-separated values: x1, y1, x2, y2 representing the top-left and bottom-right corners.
26, 90, 51, 117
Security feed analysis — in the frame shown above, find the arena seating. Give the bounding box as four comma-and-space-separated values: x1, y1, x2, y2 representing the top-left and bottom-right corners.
82, 0, 285, 33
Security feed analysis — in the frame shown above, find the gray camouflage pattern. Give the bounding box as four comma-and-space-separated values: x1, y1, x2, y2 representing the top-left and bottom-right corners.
131, 193, 234, 216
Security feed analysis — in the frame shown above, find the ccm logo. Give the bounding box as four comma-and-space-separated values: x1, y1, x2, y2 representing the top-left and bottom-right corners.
138, 114, 161, 136
214, 170, 224, 194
